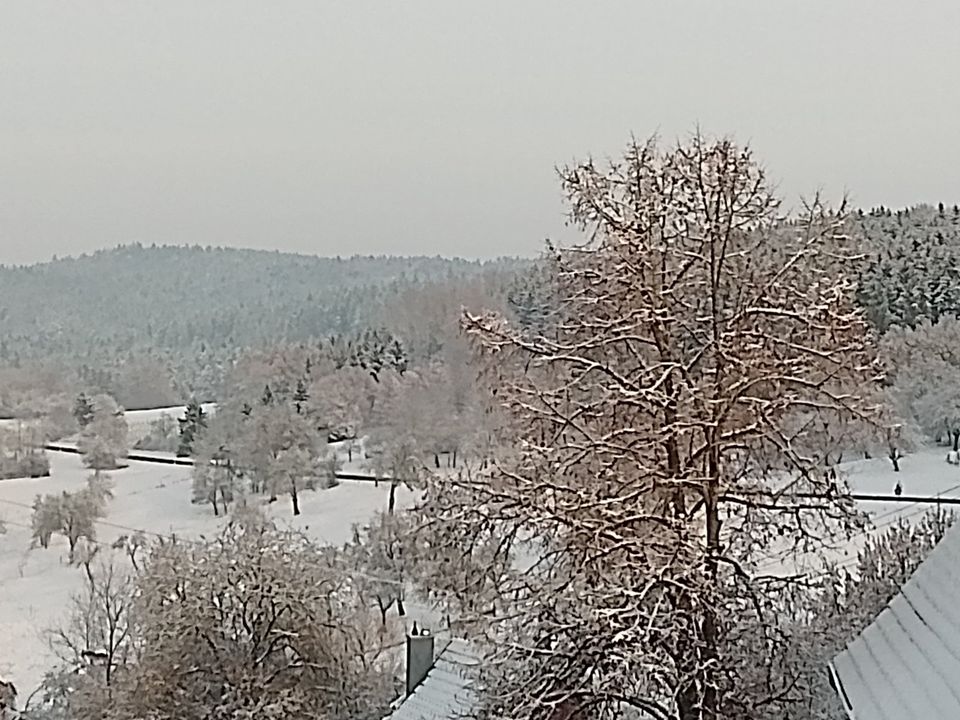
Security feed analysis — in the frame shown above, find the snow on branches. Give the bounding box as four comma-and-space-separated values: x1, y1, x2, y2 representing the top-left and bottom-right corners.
413, 133, 885, 720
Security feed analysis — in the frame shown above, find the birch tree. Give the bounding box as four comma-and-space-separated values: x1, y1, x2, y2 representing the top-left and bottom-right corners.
412, 134, 883, 720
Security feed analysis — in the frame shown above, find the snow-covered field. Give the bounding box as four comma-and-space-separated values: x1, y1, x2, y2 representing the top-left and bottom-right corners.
121, 403, 217, 445
0, 448, 417, 696
749, 448, 960, 577
0, 403, 216, 447
2, 426, 960, 698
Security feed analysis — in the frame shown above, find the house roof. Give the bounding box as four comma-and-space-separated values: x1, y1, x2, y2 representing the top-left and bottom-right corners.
386, 639, 481, 720
830, 521, 960, 720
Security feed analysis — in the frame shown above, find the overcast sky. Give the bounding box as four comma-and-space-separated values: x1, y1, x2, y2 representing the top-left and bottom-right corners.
2, 1, 959, 265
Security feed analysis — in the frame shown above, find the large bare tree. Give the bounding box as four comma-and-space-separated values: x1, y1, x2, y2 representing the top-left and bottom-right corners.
412, 134, 883, 720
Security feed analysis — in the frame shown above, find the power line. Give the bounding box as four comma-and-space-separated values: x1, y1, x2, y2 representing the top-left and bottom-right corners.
0, 496, 409, 588
44, 444, 397, 484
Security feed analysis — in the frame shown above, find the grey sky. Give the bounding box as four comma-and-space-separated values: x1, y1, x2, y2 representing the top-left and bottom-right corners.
2, 1, 958, 265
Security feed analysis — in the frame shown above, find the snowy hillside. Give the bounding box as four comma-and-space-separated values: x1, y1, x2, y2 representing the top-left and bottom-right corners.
0, 448, 417, 696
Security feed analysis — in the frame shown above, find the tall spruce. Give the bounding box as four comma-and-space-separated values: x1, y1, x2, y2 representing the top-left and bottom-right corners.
293, 378, 309, 415
176, 399, 206, 458
73, 393, 95, 429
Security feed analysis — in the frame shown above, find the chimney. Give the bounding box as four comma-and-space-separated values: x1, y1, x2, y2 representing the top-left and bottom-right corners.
405, 623, 435, 697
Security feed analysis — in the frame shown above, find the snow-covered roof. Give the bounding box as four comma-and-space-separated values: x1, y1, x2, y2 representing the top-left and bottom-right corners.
386, 639, 480, 720
830, 520, 960, 719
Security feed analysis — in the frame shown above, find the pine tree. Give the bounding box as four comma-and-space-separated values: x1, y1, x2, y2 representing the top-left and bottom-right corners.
176, 399, 206, 457
73, 393, 95, 429
387, 338, 407, 375
293, 378, 309, 415
261, 384, 274, 406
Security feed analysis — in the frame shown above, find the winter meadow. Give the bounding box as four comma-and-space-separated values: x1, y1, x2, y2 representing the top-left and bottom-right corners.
0, 134, 959, 719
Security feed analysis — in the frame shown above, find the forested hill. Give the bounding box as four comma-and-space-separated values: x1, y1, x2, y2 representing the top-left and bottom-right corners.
0, 244, 524, 403
852, 203, 960, 332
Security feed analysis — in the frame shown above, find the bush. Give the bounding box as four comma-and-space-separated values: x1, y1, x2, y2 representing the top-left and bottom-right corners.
0, 451, 50, 480
320, 453, 342, 489
133, 414, 180, 453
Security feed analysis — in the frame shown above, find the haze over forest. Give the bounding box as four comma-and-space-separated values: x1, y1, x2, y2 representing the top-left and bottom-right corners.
4, 1, 960, 265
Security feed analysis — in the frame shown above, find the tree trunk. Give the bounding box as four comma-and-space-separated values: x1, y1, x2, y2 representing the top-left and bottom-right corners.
701, 440, 721, 720
291, 481, 300, 516
434, 453, 440, 469
952, 429, 959, 452
452, 449, 457, 468
891, 451, 901, 472
662, 376, 684, 518
388, 480, 398, 514
397, 594, 406, 616
348, 445, 353, 462
211, 493, 219, 516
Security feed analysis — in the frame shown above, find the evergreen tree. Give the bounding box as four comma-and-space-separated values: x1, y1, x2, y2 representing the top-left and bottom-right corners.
261, 384, 274, 406
73, 393, 95, 429
387, 338, 407, 375
293, 378, 309, 415
176, 399, 206, 457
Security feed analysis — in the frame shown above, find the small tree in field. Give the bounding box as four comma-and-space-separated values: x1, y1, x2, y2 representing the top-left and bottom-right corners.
31, 493, 62, 549
73, 393, 95, 429
78, 395, 127, 470
31, 474, 112, 561
176, 398, 206, 457
191, 419, 236, 516
412, 134, 883, 720
347, 512, 411, 626
237, 400, 319, 514
48, 558, 135, 691
134, 413, 179, 453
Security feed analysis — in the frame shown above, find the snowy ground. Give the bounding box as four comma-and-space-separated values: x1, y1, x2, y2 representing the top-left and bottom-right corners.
751, 448, 960, 577
2, 434, 959, 699
0, 449, 417, 696
121, 403, 217, 445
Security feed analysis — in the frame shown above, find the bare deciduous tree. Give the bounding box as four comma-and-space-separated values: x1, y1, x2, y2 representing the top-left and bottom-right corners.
31, 474, 112, 562
191, 417, 237, 516
55, 523, 400, 720
347, 512, 411, 626
412, 134, 884, 720
48, 558, 135, 692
